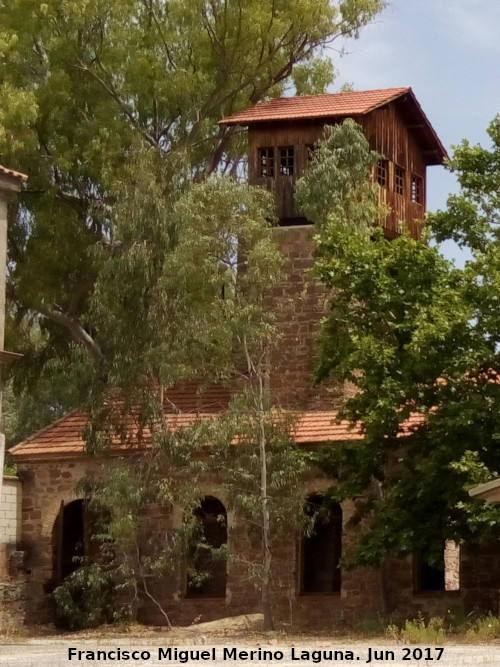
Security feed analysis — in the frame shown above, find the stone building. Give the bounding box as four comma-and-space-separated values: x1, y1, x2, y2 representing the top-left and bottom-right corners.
9, 88, 496, 626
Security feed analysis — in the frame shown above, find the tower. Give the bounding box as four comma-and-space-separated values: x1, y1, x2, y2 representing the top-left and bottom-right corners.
220, 88, 447, 408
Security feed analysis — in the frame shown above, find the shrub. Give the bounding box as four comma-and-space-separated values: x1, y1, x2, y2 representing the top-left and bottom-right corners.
465, 613, 500, 641
53, 564, 115, 630
386, 612, 446, 644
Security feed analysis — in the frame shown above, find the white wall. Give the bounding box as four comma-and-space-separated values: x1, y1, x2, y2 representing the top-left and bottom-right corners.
0, 476, 22, 544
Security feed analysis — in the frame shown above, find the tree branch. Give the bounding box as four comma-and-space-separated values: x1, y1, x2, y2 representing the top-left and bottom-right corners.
36, 304, 104, 365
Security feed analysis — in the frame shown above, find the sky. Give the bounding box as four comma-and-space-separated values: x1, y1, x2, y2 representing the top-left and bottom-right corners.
331, 0, 500, 264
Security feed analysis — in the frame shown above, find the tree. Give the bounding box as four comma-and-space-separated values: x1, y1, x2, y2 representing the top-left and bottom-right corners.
1, 0, 387, 623
295, 117, 500, 573
70, 170, 307, 630
0, 0, 385, 397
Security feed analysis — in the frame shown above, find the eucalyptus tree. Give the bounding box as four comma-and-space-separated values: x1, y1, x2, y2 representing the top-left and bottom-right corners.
0, 0, 385, 387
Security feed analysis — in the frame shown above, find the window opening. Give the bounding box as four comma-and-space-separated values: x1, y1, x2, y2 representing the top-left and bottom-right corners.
301, 494, 342, 594
395, 166, 405, 196
419, 558, 445, 591
411, 175, 423, 204
187, 496, 227, 597
279, 146, 294, 176
414, 541, 460, 593
376, 160, 388, 187
259, 147, 274, 177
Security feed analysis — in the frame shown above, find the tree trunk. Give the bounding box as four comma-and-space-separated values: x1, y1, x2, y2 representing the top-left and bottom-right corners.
374, 475, 389, 616
379, 557, 389, 616
258, 373, 274, 631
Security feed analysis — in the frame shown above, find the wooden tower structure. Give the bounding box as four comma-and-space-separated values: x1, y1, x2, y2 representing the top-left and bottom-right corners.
220, 87, 447, 239
219, 88, 448, 409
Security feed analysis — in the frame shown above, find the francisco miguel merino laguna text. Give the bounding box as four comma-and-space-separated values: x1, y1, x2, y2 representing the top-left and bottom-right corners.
68, 646, 446, 663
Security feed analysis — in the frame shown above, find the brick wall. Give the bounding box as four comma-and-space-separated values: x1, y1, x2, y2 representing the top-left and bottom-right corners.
0, 475, 22, 578
1, 476, 22, 542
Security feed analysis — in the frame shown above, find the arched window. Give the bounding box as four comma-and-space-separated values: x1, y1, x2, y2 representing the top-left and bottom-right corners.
301, 494, 342, 594
187, 496, 227, 597
53, 499, 86, 583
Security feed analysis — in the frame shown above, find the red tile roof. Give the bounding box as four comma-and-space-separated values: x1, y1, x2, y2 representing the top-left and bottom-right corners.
10, 390, 425, 461
0, 164, 27, 182
9, 383, 232, 460
219, 87, 447, 166
220, 87, 410, 125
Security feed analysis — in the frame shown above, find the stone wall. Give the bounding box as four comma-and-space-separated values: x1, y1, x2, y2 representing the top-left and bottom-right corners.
0, 580, 27, 631
268, 225, 343, 410
460, 541, 500, 613
16, 458, 100, 624
14, 453, 500, 627
16, 455, 470, 628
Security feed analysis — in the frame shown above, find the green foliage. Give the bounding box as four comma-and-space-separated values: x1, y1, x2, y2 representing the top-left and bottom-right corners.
0, 0, 385, 402
296, 117, 500, 567
386, 613, 446, 644
1, 0, 386, 627
90, 169, 280, 391
81, 164, 303, 629
2, 459, 17, 476
211, 396, 309, 541
52, 564, 116, 630
465, 613, 500, 641
295, 118, 384, 232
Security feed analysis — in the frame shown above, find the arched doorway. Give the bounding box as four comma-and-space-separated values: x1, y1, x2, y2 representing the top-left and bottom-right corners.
187, 496, 227, 597
301, 494, 342, 594
53, 499, 86, 583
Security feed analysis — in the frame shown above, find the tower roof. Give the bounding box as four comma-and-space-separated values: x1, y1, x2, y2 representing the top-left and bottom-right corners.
219, 87, 447, 165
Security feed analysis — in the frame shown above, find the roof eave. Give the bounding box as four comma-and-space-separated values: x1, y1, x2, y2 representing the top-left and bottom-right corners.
396, 88, 448, 165
0, 350, 23, 363
0, 168, 27, 193
469, 478, 500, 503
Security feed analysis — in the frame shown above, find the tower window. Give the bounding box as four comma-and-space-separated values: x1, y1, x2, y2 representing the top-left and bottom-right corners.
395, 166, 405, 196
376, 160, 388, 187
411, 175, 423, 204
279, 147, 294, 176
259, 147, 275, 177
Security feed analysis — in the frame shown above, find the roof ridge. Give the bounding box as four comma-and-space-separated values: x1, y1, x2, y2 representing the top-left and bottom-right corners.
244, 86, 410, 104
219, 87, 412, 125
